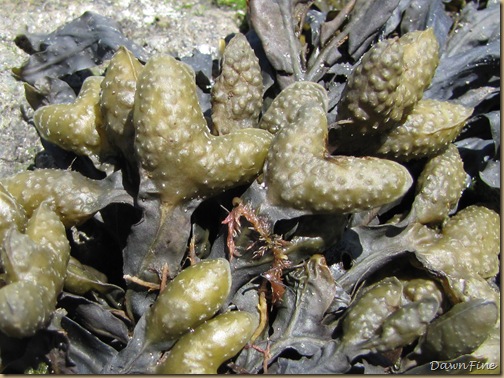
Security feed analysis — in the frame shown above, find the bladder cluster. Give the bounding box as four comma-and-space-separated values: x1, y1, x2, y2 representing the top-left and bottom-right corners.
0, 28, 499, 373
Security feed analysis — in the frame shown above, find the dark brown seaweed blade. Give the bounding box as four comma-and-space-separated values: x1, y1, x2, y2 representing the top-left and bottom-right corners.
12, 11, 148, 85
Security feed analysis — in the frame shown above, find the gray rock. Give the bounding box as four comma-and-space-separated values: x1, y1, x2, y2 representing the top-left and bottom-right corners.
0, 0, 241, 178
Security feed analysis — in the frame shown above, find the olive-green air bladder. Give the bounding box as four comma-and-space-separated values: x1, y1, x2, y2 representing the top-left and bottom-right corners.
155, 310, 259, 374
144, 258, 232, 346
132, 54, 273, 206
212, 33, 263, 135
264, 103, 413, 214
0, 202, 70, 338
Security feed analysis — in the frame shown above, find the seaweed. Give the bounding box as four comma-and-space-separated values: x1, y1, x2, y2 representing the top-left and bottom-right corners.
1, 1, 500, 374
